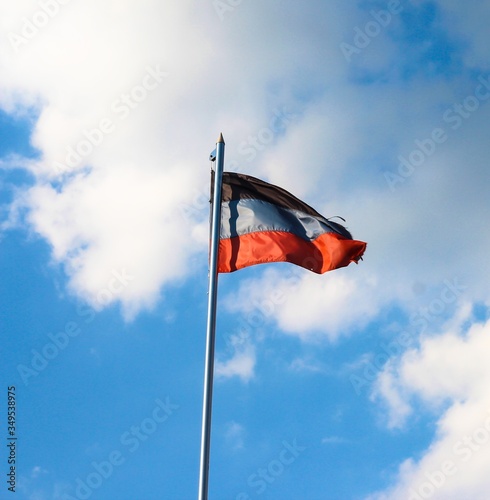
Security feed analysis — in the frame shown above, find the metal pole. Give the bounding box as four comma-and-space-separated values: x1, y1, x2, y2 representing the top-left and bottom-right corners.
198, 133, 225, 500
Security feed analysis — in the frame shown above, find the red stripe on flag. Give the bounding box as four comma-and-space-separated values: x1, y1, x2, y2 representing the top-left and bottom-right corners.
218, 231, 366, 274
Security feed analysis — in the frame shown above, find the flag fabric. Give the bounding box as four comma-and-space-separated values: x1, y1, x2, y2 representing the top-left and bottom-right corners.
214, 172, 366, 274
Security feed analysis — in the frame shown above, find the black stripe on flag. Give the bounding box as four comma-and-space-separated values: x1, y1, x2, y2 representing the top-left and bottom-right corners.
213, 171, 353, 240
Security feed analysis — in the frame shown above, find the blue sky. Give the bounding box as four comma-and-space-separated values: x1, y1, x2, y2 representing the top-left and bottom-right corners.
2, 1, 490, 499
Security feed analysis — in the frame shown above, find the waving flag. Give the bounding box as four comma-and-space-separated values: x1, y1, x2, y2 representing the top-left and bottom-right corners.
215, 172, 366, 273
200, 137, 366, 500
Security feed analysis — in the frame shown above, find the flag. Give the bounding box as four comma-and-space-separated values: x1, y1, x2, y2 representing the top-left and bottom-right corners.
215, 172, 366, 274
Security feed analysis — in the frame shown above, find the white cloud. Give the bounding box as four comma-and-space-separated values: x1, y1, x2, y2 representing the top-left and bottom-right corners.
0, 0, 365, 317
224, 421, 246, 451
369, 312, 490, 499
225, 266, 382, 341
215, 333, 256, 382
30, 466, 48, 479
289, 356, 325, 374
15, 466, 63, 500
25, 165, 199, 318
321, 436, 348, 445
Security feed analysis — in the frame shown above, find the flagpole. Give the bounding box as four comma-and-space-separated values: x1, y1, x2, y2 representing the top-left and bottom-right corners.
198, 133, 225, 500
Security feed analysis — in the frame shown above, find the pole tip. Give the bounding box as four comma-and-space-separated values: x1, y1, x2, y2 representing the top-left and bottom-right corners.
217, 133, 225, 144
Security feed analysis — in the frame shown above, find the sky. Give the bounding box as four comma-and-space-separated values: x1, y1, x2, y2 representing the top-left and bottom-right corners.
1, 0, 490, 499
